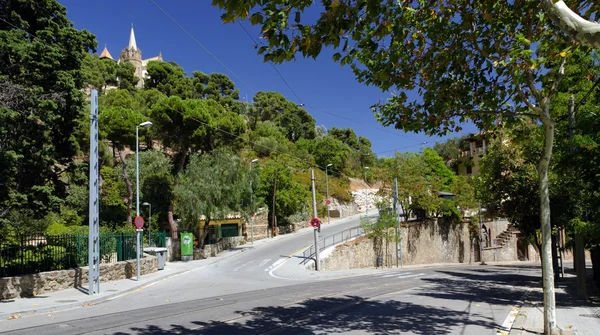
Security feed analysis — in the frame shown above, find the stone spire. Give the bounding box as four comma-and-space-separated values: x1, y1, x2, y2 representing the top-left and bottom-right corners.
128, 23, 137, 50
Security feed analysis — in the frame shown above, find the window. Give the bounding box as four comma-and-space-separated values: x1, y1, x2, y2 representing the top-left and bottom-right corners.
466, 165, 472, 175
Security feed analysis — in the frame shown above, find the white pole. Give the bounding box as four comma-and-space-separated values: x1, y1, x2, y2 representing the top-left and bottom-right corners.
326, 165, 330, 225
136, 126, 141, 281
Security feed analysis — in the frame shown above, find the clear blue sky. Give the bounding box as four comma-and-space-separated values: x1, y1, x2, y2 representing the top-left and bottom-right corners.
59, 0, 477, 156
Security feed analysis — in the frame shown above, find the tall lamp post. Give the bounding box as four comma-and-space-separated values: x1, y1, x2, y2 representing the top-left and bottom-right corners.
250, 159, 259, 244
142, 202, 152, 246
325, 163, 332, 226
136, 121, 152, 281
363, 167, 370, 214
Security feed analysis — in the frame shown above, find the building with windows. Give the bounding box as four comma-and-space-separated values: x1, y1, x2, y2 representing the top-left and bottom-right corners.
456, 133, 490, 176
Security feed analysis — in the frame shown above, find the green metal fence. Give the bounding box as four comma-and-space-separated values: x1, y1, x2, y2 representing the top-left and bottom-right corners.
0, 232, 167, 277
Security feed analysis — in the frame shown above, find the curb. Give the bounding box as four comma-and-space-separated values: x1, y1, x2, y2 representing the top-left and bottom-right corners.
0, 269, 188, 320
1, 245, 254, 320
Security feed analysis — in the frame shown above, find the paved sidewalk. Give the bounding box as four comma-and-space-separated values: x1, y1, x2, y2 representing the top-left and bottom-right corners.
510, 268, 600, 335
0, 212, 370, 321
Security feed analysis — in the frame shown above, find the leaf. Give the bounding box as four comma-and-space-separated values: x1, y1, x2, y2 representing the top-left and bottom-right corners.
559, 51, 567, 57
332, 52, 342, 62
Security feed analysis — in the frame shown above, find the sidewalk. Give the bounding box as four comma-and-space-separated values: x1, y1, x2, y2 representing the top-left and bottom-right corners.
0, 212, 369, 321
0, 242, 256, 320
510, 267, 600, 335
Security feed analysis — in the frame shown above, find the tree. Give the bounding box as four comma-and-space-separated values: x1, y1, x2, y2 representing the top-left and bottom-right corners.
211, 2, 592, 331
99, 106, 146, 226
149, 96, 246, 235
434, 137, 461, 171
540, 1, 600, 48
252, 91, 316, 141
173, 149, 249, 247
192, 71, 245, 114
124, 150, 174, 228
0, 0, 95, 220
145, 61, 192, 98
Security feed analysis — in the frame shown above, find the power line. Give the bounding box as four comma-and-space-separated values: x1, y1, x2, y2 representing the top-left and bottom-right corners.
147, 0, 254, 94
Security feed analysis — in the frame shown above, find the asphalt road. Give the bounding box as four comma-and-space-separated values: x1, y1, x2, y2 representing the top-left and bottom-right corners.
0, 213, 541, 334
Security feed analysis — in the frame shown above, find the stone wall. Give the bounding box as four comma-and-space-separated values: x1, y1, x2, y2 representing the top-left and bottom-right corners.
242, 212, 270, 242
193, 236, 245, 260
322, 219, 472, 270
482, 232, 519, 262
0, 254, 157, 300
329, 198, 358, 218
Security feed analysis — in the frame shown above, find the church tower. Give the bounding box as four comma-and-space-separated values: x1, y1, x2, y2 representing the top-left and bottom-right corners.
118, 24, 144, 88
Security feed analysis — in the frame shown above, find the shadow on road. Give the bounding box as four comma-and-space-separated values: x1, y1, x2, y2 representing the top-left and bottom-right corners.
115, 295, 498, 335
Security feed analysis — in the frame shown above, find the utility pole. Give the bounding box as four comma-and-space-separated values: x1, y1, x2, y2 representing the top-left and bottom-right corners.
478, 202, 487, 265
250, 159, 258, 244
272, 174, 277, 238
394, 178, 402, 268
326, 163, 332, 228
570, 95, 586, 298
311, 169, 321, 271
88, 89, 100, 295
364, 167, 370, 215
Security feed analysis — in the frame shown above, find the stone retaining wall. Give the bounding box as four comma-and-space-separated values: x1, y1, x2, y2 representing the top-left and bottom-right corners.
322, 219, 472, 270
0, 254, 158, 300
193, 236, 245, 260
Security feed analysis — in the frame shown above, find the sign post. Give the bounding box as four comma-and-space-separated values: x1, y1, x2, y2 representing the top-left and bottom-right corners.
134, 215, 144, 281
311, 169, 321, 271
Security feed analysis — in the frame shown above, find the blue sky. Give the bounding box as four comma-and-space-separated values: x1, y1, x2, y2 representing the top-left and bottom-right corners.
59, 0, 477, 156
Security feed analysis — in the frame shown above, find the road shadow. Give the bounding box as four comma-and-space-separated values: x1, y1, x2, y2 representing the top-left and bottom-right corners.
116, 295, 499, 335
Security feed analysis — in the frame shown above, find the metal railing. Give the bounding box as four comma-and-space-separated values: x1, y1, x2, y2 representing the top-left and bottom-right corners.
301, 225, 366, 265
0, 232, 167, 277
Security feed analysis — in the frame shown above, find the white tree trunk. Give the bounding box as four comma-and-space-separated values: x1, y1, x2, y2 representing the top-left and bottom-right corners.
540, 0, 600, 48
539, 105, 558, 335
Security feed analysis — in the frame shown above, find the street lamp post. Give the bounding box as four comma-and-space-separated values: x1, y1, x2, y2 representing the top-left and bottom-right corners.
142, 202, 152, 247
250, 159, 259, 244
478, 202, 487, 265
326, 163, 332, 226
364, 167, 370, 215
136, 121, 152, 281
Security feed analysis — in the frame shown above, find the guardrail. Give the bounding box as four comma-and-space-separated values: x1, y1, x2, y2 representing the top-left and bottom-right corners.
301, 225, 366, 265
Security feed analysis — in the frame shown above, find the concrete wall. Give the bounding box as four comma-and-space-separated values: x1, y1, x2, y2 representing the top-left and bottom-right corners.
322, 219, 473, 270
0, 254, 158, 300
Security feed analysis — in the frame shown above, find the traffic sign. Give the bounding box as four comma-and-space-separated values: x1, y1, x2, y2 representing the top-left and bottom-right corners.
326, 199, 331, 205
310, 217, 321, 228
134, 215, 144, 229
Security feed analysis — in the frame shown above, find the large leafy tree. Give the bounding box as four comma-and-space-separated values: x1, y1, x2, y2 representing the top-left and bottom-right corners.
0, 0, 95, 221
252, 91, 316, 141
192, 71, 245, 114
211, 2, 591, 331
174, 149, 251, 247
540, 1, 600, 48
149, 96, 246, 235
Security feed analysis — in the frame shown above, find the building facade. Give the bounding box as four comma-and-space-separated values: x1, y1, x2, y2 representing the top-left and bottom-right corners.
99, 25, 163, 88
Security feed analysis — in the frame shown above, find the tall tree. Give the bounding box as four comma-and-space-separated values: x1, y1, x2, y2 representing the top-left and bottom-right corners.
252, 91, 316, 141
540, 1, 600, 48
211, 2, 591, 331
192, 71, 245, 114
99, 106, 146, 226
149, 96, 246, 235
173, 149, 250, 247
0, 0, 95, 220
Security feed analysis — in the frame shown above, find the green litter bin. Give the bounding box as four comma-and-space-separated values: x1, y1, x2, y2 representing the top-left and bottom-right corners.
180, 232, 194, 261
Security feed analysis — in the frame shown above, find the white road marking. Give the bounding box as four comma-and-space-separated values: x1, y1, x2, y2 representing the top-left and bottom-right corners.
382, 272, 413, 278
259, 259, 272, 267
264, 258, 286, 272
396, 273, 425, 279
233, 259, 256, 272
500, 306, 520, 331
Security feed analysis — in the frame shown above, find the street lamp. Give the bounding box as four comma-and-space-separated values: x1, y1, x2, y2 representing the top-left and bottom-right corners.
326, 163, 332, 226
142, 202, 152, 247
136, 121, 152, 281
364, 167, 370, 214
250, 159, 259, 244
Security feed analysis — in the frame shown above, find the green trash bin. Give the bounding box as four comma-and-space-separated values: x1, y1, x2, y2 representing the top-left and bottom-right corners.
180, 232, 194, 261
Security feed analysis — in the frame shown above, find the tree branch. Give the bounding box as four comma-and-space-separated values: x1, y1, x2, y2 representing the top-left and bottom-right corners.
546, 58, 566, 102
540, 0, 600, 48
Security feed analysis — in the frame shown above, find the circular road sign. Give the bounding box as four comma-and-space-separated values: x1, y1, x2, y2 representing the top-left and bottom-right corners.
310, 217, 321, 228
326, 199, 331, 205
134, 215, 145, 229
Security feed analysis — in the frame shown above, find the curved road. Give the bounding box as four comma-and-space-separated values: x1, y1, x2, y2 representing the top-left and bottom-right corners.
1, 213, 539, 334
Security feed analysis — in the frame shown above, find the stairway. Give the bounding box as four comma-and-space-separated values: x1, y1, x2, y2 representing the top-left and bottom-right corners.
494, 224, 519, 247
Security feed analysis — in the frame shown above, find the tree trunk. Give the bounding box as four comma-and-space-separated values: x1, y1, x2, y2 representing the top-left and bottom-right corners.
167, 148, 188, 239
539, 108, 557, 335
199, 218, 210, 249
116, 144, 133, 227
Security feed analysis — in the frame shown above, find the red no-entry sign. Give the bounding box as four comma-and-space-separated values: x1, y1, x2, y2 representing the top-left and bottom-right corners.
310, 217, 321, 228
134, 215, 144, 229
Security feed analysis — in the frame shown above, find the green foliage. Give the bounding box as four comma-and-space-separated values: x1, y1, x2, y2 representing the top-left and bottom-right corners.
145, 61, 192, 98
252, 91, 316, 141
0, 0, 96, 219
421, 148, 456, 191
99, 165, 127, 228
361, 213, 399, 243
257, 157, 310, 226
174, 148, 252, 235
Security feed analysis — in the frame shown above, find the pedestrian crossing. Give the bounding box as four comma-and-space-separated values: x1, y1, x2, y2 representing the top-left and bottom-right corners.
372, 271, 426, 280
